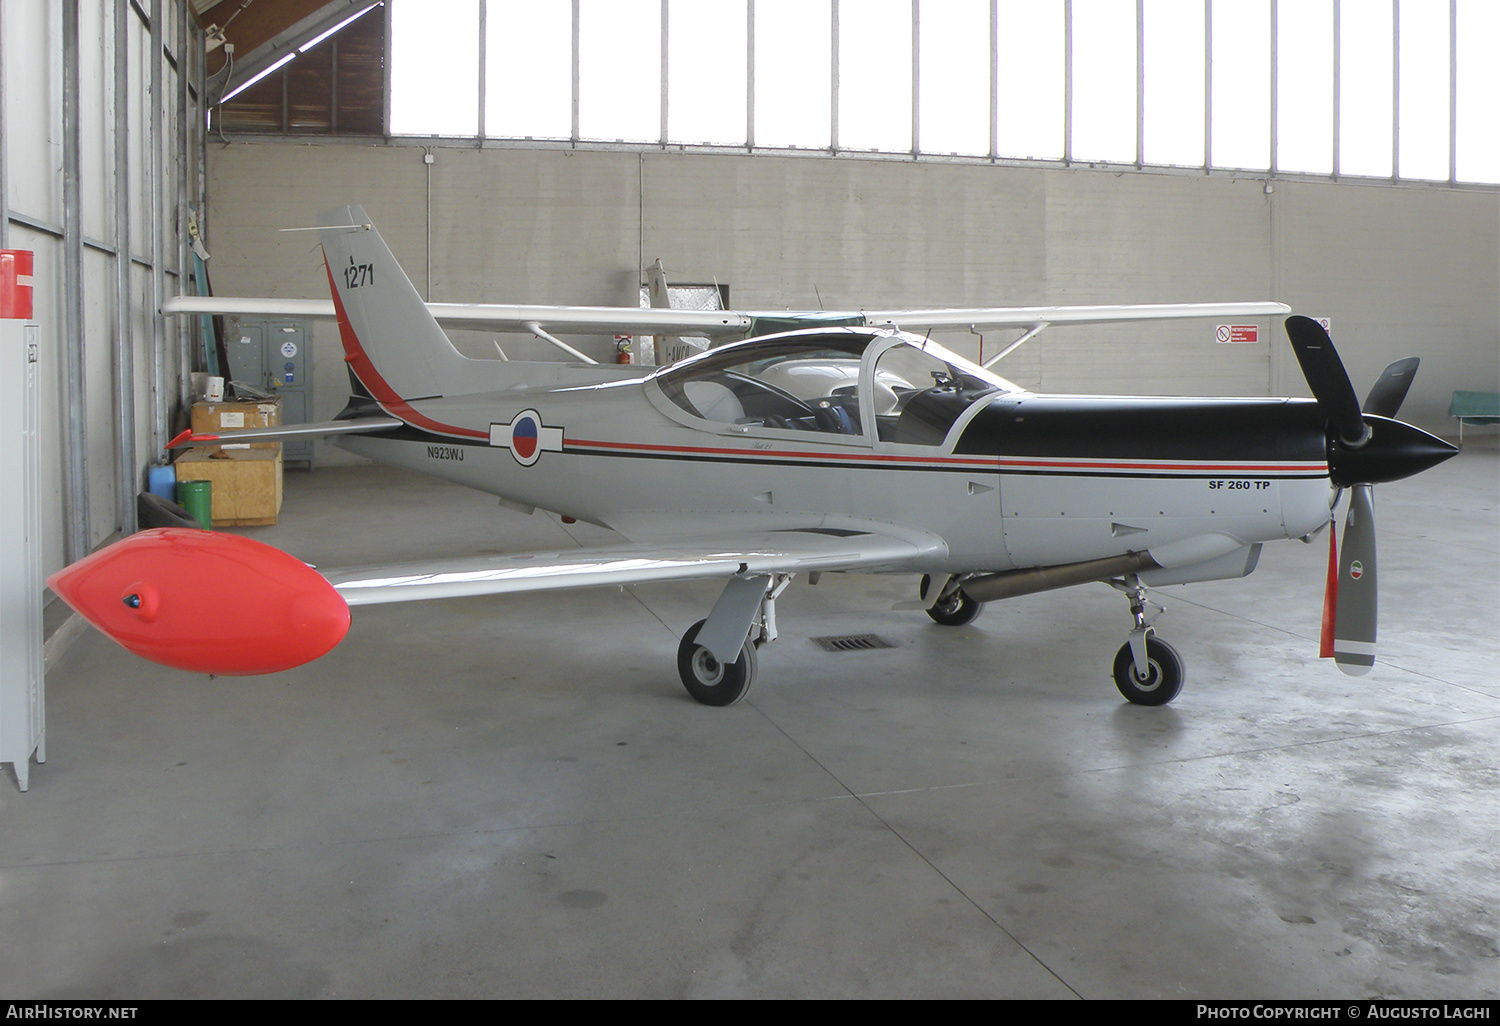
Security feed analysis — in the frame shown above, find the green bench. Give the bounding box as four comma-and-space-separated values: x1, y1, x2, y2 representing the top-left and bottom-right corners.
1450, 390, 1500, 442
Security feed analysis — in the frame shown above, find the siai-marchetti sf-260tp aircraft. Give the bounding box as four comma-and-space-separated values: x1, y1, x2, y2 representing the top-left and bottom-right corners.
48, 204, 1458, 707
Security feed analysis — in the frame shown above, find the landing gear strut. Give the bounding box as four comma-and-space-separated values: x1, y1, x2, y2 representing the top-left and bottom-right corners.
676, 574, 791, 706
1108, 574, 1184, 706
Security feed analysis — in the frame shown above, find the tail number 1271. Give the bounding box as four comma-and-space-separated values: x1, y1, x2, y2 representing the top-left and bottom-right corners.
344, 262, 374, 289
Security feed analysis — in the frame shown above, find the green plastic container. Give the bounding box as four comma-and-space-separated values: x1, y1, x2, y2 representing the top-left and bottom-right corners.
176, 479, 213, 530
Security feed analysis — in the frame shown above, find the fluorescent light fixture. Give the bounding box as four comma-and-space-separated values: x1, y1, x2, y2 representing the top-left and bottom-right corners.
299, 2, 381, 53
220, 2, 381, 104
222, 52, 296, 103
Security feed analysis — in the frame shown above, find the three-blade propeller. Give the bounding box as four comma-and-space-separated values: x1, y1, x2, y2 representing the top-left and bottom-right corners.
1286, 315, 1372, 449
1285, 316, 1439, 676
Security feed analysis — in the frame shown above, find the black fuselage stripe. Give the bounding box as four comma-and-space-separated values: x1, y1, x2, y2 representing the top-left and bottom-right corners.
562, 447, 1325, 477
364, 425, 1327, 478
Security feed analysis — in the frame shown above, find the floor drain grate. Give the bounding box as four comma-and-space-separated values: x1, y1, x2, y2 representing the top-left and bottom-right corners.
811, 633, 896, 653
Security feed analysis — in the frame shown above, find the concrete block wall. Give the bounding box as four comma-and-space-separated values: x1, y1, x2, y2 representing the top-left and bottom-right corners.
204, 141, 1497, 465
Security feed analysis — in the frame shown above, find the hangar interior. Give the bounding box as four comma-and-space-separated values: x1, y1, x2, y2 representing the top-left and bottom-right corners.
2, 0, 1497, 1000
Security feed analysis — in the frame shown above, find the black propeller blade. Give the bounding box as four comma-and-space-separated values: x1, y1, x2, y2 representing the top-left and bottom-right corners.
1362, 356, 1420, 418
1285, 315, 1369, 447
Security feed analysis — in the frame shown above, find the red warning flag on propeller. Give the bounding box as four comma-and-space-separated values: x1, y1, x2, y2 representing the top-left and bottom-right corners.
1319, 521, 1338, 659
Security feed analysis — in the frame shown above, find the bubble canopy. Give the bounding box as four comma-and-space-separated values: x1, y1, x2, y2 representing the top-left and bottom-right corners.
650, 329, 1018, 444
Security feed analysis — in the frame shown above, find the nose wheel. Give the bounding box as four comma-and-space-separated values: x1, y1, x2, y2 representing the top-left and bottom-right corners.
1111, 634, 1184, 705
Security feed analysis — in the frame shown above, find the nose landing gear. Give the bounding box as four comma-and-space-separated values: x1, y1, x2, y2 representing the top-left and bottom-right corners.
1109, 574, 1184, 706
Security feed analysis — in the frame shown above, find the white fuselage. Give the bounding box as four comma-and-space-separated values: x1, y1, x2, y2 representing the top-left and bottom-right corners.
337, 368, 1334, 578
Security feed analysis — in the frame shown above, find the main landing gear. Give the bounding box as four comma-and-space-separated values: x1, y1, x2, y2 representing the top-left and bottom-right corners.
1108, 574, 1184, 706
919, 574, 986, 627
676, 573, 792, 706
677, 570, 1187, 708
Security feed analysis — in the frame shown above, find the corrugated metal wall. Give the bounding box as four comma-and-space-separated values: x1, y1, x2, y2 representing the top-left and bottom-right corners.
3, 0, 207, 578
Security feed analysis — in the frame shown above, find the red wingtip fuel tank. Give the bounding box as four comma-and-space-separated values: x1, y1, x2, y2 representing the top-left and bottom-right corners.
47, 529, 351, 675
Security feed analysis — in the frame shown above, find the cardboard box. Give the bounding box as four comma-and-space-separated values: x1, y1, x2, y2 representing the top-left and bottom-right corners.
174, 447, 283, 526
191, 399, 281, 452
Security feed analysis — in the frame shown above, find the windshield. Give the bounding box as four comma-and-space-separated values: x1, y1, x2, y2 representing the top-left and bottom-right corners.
871, 336, 1016, 444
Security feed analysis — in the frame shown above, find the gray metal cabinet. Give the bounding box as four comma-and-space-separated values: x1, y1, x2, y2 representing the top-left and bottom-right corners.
224, 316, 314, 469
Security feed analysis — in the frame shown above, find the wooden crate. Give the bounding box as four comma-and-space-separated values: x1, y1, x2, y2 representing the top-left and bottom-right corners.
174, 447, 283, 526
191, 399, 281, 452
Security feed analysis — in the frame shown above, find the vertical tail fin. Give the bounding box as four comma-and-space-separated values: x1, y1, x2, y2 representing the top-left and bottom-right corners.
318, 203, 467, 403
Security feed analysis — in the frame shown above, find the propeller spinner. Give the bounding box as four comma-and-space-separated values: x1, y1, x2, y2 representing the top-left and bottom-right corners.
1286, 316, 1457, 676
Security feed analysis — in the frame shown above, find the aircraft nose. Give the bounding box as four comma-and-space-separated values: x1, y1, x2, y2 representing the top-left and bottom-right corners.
1328, 415, 1459, 487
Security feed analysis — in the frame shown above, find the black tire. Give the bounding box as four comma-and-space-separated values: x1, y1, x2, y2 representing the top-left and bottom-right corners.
677, 619, 757, 707
921, 575, 985, 627
1112, 636, 1185, 706
136, 491, 202, 531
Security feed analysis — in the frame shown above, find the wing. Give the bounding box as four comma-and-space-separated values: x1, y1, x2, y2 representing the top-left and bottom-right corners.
45, 524, 944, 675
164, 295, 1288, 338
862, 301, 1291, 332
162, 295, 756, 337
323, 525, 942, 606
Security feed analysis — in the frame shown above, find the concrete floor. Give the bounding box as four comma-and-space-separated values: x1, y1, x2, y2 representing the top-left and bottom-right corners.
4, 438, 1496, 999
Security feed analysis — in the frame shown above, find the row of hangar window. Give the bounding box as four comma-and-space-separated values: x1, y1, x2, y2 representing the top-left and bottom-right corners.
387, 0, 1500, 185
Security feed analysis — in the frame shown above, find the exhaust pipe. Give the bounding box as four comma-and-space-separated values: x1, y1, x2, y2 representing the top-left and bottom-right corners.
961, 551, 1161, 603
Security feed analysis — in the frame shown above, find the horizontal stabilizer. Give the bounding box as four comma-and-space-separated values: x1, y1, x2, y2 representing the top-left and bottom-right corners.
166, 416, 403, 449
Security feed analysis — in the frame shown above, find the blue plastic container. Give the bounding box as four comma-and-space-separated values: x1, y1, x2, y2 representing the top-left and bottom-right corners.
147, 464, 176, 500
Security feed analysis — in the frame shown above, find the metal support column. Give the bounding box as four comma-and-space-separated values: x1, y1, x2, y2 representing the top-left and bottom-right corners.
62, 0, 90, 563
911, 0, 920, 156
0, 2, 8, 251
150, 0, 167, 457
830, 0, 839, 152
570, 0, 580, 142
659, 0, 668, 145
746, 0, 755, 149
113, 0, 138, 537
1063, 0, 1073, 165
178, 0, 194, 416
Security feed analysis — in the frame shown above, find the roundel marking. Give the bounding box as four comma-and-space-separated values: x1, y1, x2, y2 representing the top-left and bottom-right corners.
1348, 560, 1363, 580
489, 409, 562, 466
512, 415, 539, 462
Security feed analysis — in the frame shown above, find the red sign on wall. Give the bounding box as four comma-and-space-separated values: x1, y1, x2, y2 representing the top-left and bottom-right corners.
1214, 324, 1259, 344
